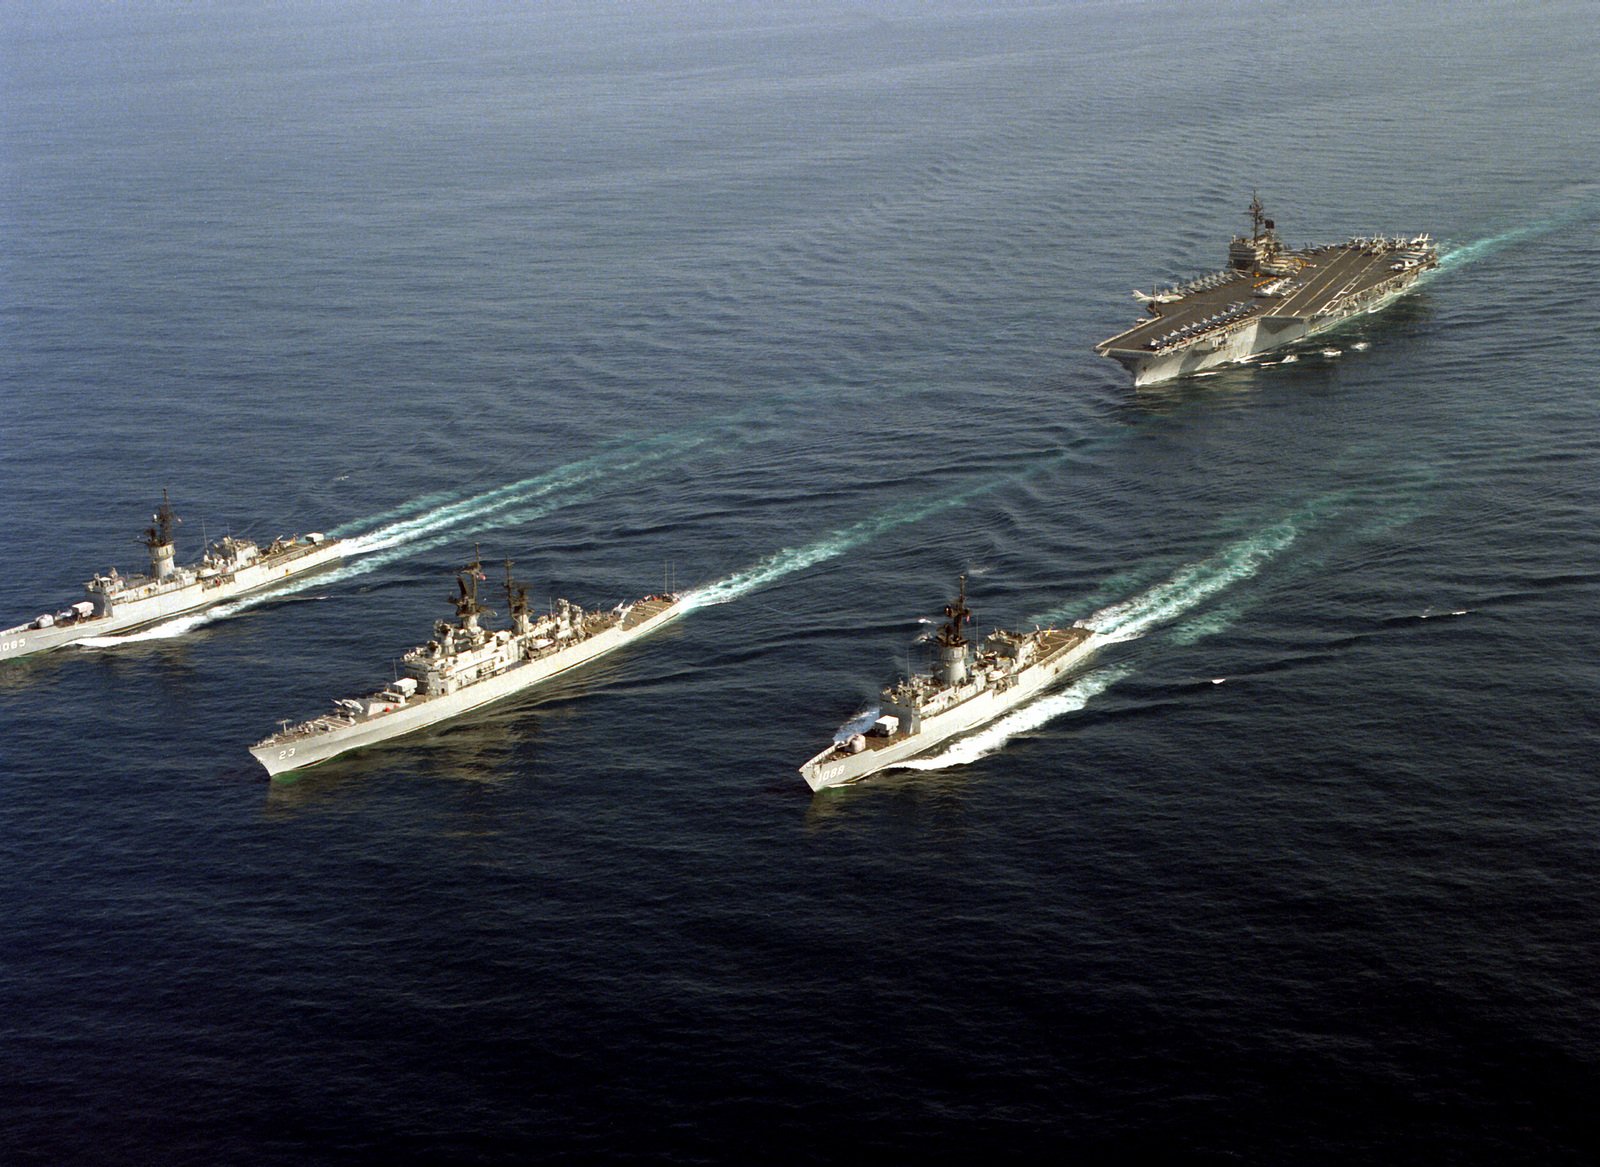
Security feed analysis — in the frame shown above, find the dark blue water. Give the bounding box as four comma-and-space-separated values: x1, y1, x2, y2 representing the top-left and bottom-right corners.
4, 2, 1599, 1162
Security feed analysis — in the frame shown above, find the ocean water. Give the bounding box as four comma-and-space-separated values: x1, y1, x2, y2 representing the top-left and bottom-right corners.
3, 2, 1599, 1162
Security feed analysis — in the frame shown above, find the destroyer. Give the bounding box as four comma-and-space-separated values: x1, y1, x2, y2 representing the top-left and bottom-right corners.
1096, 194, 1436, 386
1, 491, 342, 662
251, 552, 683, 776
800, 576, 1101, 791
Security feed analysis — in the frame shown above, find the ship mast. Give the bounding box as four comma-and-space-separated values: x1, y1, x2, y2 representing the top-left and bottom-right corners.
503, 557, 532, 635
1231, 191, 1280, 276
451, 544, 492, 635
936, 574, 971, 649
934, 574, 974, 685
141, 489, 180, 579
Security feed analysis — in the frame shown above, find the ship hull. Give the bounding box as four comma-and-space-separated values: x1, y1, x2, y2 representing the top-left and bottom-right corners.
1096, 203, 1436, 389
0, 619, 107, 661
0, 540, 345, 662
1111, 278, 1419, 388
251, 600, 683, 776
800, 632, 1102, 791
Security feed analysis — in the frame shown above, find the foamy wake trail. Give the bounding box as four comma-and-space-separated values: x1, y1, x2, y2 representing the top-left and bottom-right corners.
78, 619, 214, 647
327, 487, 461, 539
343, 434, 709, 558
1438, 226, 1545, 272
887, 511, 1317, 770
1034, 497, 1335, 647
896, 664, 1132, 771
1170, 601, 1251, 647
1437, 198, 1600, 272
680, 489, 984, 612
80, 435, 709, 646
1086, 519, 1300, 642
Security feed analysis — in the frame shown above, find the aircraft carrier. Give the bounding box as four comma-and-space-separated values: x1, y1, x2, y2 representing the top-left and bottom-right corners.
799, 576, 1101, 791
1096, 195, 1437, 387
1, 492, 342, 662
251, 552, 683, 776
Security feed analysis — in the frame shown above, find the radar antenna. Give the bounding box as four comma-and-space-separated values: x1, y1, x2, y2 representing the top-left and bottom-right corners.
450, 544, 493, 622
140, 488, 180, 549
503, 557, 530, 620
936, 574, 973, 649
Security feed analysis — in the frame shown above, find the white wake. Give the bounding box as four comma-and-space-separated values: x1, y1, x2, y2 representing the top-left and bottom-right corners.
78, 433, 710, 647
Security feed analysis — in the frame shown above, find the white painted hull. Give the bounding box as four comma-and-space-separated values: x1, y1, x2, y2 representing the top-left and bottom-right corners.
800, 633, 1103, 791
0, 619, 103, 660
251, 600, 683, 776
0, 540, 345, 661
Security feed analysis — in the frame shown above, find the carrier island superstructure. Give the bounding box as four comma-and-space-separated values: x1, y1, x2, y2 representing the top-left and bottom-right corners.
1095, 195, 1437, 387
799, 576, 1102, 791
1, 492, 342, 662
251, 553, 684, 776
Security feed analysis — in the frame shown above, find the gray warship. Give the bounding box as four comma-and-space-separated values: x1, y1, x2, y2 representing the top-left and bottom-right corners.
799, 576, 1102, 791
1, 491, 342, 662
1096, 194, 1437, 386
251, 552, 684, 776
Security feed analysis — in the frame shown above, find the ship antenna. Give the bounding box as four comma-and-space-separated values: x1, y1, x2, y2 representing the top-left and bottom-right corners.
452, 545, 492, 622
937, 573, 972, 649
1249, 190, 1266, 241
504, 557, 529, 620
141, 488, 181, 550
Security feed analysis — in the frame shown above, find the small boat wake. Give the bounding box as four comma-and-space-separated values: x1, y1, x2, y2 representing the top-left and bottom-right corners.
682, 482, 998, 613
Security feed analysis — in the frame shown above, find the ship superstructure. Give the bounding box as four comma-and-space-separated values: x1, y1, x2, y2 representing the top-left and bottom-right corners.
1, 491, 342, 662
250, 552, 683, 776
799, 576, 1101, 791
1096, 194, 1437, 387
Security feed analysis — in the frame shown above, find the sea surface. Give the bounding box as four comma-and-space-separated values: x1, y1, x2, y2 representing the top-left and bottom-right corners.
3, 2, 1598, 1162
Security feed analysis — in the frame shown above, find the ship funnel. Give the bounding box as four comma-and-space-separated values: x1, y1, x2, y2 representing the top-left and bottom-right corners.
937, 642, 970, 686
